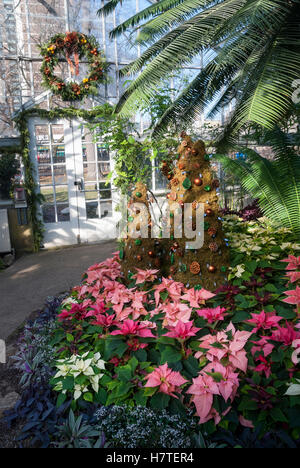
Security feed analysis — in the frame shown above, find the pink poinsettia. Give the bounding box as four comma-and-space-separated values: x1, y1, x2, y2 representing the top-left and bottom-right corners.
85, 302, 107, 317
163, 320, 201, 340
247, 310, 283, 333
286, 271, 300, 283
144, 363, 188, 397
197, 306, 228, 324
90, 313, 117, 328
130, 291, 149, 320
154, 278, 184, 305
181, 288, 215, 309
254, 355, 272, 378
195, 323, 251, 373
159, 302, 192, 327
132, 268, 159, 284
57, 303, 86, 322
187, 373, 220, 423
111, 319, 156, 338
251, 336, 274, 357
203, 362, 240, 402
270, 322, 300, 346
281, 255, 300, 270
291, 339, 300, 365
282, 286, 300, 305
239, 415, 254, 428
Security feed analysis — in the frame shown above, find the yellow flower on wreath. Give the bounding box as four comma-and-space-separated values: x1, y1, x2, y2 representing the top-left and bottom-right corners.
82, 78, 89, 84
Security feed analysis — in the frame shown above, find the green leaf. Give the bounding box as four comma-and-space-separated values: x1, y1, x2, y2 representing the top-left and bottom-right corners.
62, 376, 75, 391
83, 392, 94, 403
160, 345, 182, 364
56, 393, 67, 408
150, 392, 170, 410
66, 333, 74, 343
116, 364, 133, 382
134, 389, 148, 406
270, 407, 288, 423
183, 356, 199, 378
232, 310, 251, 323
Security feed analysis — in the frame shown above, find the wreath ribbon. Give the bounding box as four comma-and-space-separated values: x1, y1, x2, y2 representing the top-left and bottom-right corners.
65, 50, 80, 76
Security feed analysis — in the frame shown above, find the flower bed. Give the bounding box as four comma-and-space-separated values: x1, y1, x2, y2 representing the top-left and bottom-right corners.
3, 216, 300, 448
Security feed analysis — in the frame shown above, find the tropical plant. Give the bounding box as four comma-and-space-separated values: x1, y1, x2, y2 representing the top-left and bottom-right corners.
0, 153, 19, 198
213, 129, 300, 236
97, 0, 300, 142
53, 410, 105, 448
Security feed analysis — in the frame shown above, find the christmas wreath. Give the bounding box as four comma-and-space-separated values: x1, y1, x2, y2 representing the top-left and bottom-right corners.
40, 32, 108, 101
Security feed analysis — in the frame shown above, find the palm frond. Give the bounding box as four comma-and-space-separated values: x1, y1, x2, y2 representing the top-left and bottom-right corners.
213, 144, 300, 235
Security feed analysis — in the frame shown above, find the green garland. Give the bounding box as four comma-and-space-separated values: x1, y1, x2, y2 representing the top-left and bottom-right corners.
40, 32, 109, 101
14, 104, 114, 251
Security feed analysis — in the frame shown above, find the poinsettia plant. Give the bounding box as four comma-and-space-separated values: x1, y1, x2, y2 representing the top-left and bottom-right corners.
49, 216, 300, 439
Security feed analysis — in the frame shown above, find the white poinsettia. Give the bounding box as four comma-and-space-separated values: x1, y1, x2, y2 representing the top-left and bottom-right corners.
285, 380, 300, 396
54, 363, 70, 379
90, 374, 103, 393
74, 384, 89, 400
62, 296, 78, 306
52, 351, 106, 402
70, 358, 95, 377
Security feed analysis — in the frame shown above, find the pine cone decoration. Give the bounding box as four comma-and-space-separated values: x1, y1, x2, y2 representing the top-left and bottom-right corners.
209, 242, 219, 252
190, 261, 201, 275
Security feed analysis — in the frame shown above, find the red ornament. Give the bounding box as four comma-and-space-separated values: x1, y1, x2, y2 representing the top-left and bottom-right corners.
208, 265, 216, 273
205, 208, 213, 216
137, 255, 142, 261
148, 250, 155, 258
194, 178, 203, 186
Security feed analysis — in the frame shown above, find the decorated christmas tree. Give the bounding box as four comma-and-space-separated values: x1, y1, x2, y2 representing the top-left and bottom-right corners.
164, 133, 229, 291
119, 181, 166, 282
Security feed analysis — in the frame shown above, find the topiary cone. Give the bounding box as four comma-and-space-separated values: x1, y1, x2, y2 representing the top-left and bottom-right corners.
165, 134, 229, 291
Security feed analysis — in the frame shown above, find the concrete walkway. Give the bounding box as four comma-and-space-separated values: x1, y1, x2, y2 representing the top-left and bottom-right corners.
0, 241, 117, 340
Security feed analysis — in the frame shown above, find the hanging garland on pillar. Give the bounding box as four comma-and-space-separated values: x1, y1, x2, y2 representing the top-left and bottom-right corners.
40, 32, 108, 101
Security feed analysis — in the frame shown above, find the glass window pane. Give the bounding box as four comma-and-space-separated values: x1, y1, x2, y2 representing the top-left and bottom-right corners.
97, 144, 109, 161
98, 162, 110, 179
86, 201, 98, 219
35, 125, 49, 144
38, 165, 52, 185
51, 125, 64, 144
57, 204, 70, 222
55, 186, 69, 203
53, 145, 65, 164
82, 126, 94, 143
54, 165, 67, 184
37, 146, 51, 164
42, 205, 55, 223
85, 189, 98, 201
154, 167, 167, 191
83, 144, 96, 163
40, 186, 54, 204
100, 201, 112, 218
83, 163, 97, 182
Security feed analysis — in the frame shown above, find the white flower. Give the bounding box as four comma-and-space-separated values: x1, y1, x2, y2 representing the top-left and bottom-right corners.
62, 297, 78, 306
54, 364, 70, 378
90, 374, 103, 393
285, 380, 300, 396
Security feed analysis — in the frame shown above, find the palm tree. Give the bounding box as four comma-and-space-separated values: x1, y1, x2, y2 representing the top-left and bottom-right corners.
98, 0, 300, 143
214, 127, 300, 235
